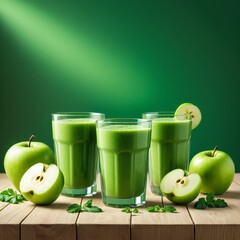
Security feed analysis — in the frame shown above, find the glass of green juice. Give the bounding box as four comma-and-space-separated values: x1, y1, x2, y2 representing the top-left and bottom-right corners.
142, 112, 192, 195
52, 112, 105, 197
96, 118, 151, 208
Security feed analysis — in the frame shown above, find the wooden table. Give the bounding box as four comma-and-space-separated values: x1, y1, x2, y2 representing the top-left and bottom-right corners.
1, 173, 240, 240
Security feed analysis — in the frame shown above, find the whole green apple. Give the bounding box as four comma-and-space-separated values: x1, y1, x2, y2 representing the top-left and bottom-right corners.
4, 135, 55, 191
189, 147, 235, 195
20, 163, 64, 205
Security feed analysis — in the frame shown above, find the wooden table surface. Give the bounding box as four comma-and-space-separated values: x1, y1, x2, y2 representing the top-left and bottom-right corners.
0, 173, 240, 240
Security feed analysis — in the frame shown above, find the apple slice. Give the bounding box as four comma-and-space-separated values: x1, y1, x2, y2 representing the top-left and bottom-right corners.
20, 163, 64, 205
160, 169, 201, 204
175, 103, 202, 129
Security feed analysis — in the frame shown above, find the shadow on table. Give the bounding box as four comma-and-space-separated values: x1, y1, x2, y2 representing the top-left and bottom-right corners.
220, 190, 240, 199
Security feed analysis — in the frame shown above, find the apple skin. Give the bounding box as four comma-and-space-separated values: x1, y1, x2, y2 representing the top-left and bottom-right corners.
20, 163, 64, 205
4, 141, 55, 191
189, 149, 235, 195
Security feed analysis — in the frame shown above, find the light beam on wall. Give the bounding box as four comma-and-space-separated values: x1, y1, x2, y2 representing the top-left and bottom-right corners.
0, 0, 152, 104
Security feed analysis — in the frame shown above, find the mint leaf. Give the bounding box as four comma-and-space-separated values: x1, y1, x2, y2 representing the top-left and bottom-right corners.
212, 199, 228, 208
206, 192, 215, 204
146, 206, 155, 212
0, 188, 26, 204
133, 208, 139, 213
146, 205, 177, 213
121, 207, 139, 213
83, 199, 93, 208
194, 193, 228, 209
163, 205, 177, 213
154, 205, 161, 212
67, 200, 102, 213
67, 204, 82, 213
122, 207, 131, 213
84, 206, 103, 213
194, 198, 208, 209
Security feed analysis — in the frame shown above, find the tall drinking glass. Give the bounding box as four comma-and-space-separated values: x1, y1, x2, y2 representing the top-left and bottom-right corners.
143, 112, 192, 195
52, 112, 105, 197
97, 119, 151, 207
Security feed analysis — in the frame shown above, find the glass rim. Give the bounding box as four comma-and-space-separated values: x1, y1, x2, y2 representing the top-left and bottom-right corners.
52, 112, 105, 117
143, 112, 190, 117
97, 118, 151, 125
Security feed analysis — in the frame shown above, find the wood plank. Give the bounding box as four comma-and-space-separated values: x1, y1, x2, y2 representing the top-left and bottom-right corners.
234, 173, 240, 184
188, 180, 240, 240
0, 173, 12, 190
21, 195, 80, 240
0, 174, 24, 213
77, 192, 131, 240
1, 173, 240, 240
131, 180, 194, 240
0, 200, 35, 240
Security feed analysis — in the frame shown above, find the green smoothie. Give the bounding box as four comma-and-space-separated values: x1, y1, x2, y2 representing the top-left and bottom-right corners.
97, 125, 151, 199
52, 118, 98, 193
150, 118, 192, 193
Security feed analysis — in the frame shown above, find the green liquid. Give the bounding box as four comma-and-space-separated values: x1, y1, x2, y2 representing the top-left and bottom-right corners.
97, 125, 151, 199
52, 119, 97, 190
150, 118, 191, 190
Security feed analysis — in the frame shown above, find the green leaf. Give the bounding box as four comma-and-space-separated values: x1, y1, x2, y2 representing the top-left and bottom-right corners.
194, 198, 208, 209
67, 204, 82, 213
67, 200, 103, 213
10, 197, 18, 204
83, 199, 93, 208
146, 205, 176, 213
7, 188, 15, 195
133, 208, 139, 213
206, 192, 215, 204
83, 205, 103, 213
146, 206, 155, 212
122, 207, 131, 213
214, 199, 228, 208
163, 205, 177, 213
0, 188, 25, 204
121, 207, 139, 214
194, 193, 228, 210
154, 205, 161, 211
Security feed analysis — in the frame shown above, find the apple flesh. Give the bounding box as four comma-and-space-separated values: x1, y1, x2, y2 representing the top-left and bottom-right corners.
189, 147, 235, 195
20, 163, 64, 205
4, 136, 55, 191
175, 103, 202, 130
160, 169, 201, 204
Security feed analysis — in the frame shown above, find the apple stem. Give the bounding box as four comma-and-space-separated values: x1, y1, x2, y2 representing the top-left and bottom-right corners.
212, 146, 218, 157
28, 135, 35, 147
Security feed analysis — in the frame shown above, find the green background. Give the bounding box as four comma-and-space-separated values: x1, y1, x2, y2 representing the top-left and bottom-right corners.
0, 0, 239, 172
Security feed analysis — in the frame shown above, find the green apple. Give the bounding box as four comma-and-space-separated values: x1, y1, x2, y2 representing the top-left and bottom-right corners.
20, 163, 64, 205
4, 135, 55, 191
175, 103, 202, 129
189, 147, 235, 195
160, 169, 201, 204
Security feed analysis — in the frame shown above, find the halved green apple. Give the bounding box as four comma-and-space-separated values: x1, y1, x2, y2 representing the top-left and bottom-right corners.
20, 163, 64, 205
175, 103, 202, 129
160, 169, 201, 204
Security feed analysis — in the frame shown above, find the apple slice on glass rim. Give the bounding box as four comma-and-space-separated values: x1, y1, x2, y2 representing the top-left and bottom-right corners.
20, 163, 64, 205
175, 103, 202, 129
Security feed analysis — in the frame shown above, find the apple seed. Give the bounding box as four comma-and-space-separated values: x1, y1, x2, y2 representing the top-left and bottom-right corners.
176, 177, 188, 186
180, 179, 185, 184
35, 175, 44, 182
